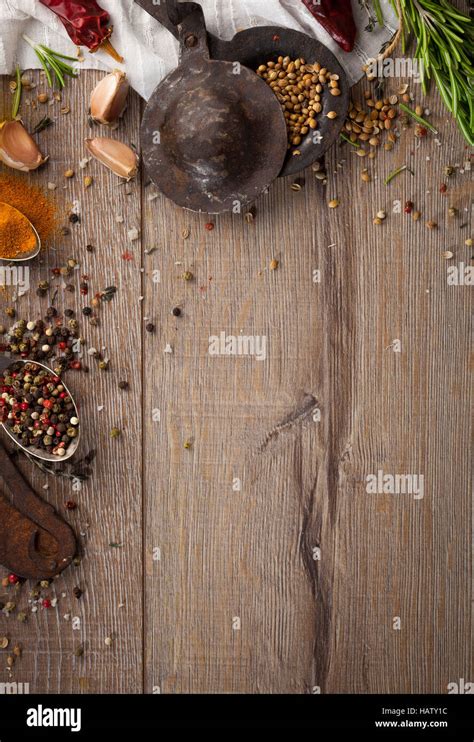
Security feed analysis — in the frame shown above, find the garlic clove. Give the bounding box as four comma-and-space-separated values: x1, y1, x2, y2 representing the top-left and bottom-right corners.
85, 137, 138, 180
0, 120, 47, 172
90, 70, 129, 125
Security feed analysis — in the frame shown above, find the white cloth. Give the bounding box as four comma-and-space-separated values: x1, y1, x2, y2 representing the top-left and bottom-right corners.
0, 0, 398, 100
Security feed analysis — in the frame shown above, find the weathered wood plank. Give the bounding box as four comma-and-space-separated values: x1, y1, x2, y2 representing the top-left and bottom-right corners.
142, 66, 471, 693
0, 70, 143, 694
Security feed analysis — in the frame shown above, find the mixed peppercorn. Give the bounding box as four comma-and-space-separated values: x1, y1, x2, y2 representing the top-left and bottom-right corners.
1, 362, 79, 456
0, 316, 81, 375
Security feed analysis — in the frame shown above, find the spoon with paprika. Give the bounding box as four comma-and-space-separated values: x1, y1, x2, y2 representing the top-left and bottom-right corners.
0, 202, 41, 262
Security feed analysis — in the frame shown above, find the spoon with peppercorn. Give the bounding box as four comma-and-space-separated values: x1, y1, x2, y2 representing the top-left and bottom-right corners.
0, 202, 41, 262
0, 356, 80, 463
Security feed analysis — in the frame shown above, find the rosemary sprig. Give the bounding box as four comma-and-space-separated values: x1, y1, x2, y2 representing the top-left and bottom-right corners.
359, 0, 377, 32
390, 0, 474, 145
33, 116, 54, 134
384, 164, 414, 185
373, 0, 384, 27
399, 102, 438, 132
23, 448, 95, 481
22, 35, 77, 89
340, 132, 361, 147
11, 65, 22, 119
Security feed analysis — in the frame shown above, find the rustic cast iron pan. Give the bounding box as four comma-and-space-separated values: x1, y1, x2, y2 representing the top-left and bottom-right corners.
136, 0, 349, 211
138, 0, 288, 213
0, 356, 76, 579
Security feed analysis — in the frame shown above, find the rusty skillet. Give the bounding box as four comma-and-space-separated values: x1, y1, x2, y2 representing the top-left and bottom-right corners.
138, 0, 288, 213
136, 0, 349, 212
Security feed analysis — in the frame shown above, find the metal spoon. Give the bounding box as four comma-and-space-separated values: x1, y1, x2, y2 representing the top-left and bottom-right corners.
0, 202, 41, 262
0, 356, 80, 462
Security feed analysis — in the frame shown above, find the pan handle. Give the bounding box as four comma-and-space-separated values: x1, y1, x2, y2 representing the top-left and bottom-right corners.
134, 0, 200, 40
0, 440, 76, 578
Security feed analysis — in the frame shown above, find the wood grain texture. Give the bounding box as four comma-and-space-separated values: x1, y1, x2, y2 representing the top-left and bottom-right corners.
142, 75, 472, 692
0, 71, 143, 694
1, 40, 472, 695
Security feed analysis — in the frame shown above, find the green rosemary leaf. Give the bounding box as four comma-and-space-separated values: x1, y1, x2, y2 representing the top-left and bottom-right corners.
399, 102, 438, 132
38, 43, 78, 62
340, 133, 360, 148
373, 0, 384, 26
392, 0, 473, 145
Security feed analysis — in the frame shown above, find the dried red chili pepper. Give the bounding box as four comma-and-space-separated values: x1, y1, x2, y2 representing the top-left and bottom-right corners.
39, 0, 123, 62
301, 0, 357, 52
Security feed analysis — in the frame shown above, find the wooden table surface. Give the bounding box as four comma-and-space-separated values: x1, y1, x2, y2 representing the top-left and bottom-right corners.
0, 45, 471, 694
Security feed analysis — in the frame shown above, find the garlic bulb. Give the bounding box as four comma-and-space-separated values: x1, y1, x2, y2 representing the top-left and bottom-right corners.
0, 120, 47, 172
85, 137, 138, 180
90, 70, 129, 125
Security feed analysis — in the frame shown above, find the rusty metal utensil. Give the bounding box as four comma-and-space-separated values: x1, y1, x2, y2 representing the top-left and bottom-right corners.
0, 439, 76, 579
0, 356, 80, 463
136, 0, 349, 203
137, 0, 288, 213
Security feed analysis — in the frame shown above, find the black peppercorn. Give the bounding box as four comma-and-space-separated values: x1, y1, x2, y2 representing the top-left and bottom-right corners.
146, 323, 155, 333
82, 307, 92, 316
172, 307, 182, 317
73, 587, 82, 599
118, 381, 129, 390
69, 213, 80, 224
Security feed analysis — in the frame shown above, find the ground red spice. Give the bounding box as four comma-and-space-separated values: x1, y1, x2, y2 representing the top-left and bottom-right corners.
0, 171, 59, 246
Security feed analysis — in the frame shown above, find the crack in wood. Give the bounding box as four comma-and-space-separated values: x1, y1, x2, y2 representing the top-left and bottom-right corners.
257, 393, 318, 453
